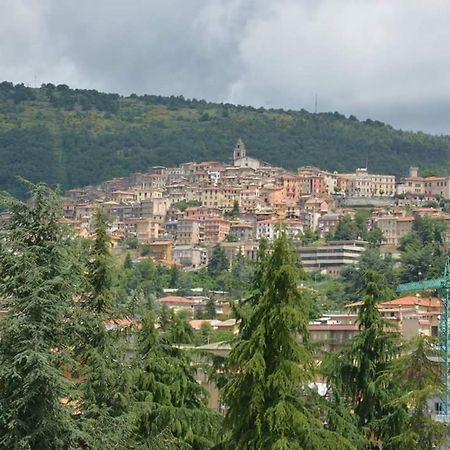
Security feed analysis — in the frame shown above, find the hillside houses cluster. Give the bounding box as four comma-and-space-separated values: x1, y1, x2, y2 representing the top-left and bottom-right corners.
62, 139, 450, 275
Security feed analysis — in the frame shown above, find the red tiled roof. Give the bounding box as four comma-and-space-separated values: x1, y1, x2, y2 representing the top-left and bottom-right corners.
383, 296, 440, 308
189, 319, 212, 330
346, 296, 440, 309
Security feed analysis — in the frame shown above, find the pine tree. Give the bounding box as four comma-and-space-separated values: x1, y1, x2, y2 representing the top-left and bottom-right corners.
0, 182, 79, 449
131, 313, 222, 449
325, 270, 403, 448
219, 232, 355, 449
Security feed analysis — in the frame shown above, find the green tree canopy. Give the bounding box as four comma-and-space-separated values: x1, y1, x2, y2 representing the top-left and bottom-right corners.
131, 313, 221, 449
325, 270, 404, 448
219, 232, 355, 449
208, 245, 229, 277
0, 182, 80, 448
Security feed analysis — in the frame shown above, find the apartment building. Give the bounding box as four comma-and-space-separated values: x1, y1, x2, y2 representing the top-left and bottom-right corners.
345, 168, 395, 197
298, 240, 368, 276
203, 216, 230, 243
176, 219, 203, 245
372, 215, 414, 246
121, 218, 160, 243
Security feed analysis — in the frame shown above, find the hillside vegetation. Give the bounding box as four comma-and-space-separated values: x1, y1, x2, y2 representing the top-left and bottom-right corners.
1, 81, 449, 196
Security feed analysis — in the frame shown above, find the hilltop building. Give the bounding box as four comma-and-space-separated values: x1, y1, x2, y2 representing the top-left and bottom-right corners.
232, 138, 262, 169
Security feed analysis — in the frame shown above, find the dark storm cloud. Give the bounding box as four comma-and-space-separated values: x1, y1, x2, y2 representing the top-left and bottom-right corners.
2, 0, 450, 133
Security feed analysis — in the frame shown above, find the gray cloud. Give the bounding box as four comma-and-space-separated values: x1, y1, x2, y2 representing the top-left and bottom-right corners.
1, 0, 450, 133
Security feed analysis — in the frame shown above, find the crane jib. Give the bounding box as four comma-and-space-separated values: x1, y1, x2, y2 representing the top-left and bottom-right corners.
396, 278, 446, 293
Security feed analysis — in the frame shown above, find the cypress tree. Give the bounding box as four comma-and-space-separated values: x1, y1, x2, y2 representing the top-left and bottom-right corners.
0, 183, 79, 449
219, 232, 355, 449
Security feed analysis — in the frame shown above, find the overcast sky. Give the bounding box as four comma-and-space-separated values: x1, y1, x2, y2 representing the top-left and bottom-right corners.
2, 0, 450, 134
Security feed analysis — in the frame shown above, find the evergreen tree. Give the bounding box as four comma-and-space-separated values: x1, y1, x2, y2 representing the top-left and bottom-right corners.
169, 264, 180, 288
76, 207, 130, 446
205, 297, 217, 319
383, 336, 448, 450
123, 251, 133, 269
208, 245, 229, 276
85, 207, 113, 315
325, 270, 403, 448
168, 310, 194, 344
218, 232, 355, 449
132, 313, 221, 449
0, 182, 79, 448
159, 304, 172, 332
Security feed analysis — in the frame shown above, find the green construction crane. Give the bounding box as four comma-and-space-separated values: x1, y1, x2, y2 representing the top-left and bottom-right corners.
397, 255, 450, 419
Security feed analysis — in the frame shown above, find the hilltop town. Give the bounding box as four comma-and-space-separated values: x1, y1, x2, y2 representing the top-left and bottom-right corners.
63, 138, 450, 274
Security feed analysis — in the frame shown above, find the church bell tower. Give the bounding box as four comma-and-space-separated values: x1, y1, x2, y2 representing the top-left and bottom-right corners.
233, 138, 246, 161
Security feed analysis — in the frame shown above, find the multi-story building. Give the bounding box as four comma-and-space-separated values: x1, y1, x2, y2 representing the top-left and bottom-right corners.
397, 166, 450, 199
345, 168, 395, 197
141, 197, 171, 223
281, 174, 302, 201
216, 241, 260, 265
298, 240, 368, 277
239, 187, 261, 212
203, 217, 230, 243
176, 219, 203, 245
121, 218, 160, 243
371, 215, 414, 246
198, 186, 227, 208
256, 218, 279, 241
173, 245, 207, 268
230, 221, 255, 241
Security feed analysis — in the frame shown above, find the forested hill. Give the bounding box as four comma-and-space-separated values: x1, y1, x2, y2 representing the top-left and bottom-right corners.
1, 81, 450, 196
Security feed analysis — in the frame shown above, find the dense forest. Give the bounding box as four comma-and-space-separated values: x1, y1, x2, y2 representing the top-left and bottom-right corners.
1, 81, 450, 197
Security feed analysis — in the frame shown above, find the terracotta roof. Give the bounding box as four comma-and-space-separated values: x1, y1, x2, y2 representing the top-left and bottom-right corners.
189, 319, 212, 330
383, 296, 440, 308
346, 296, 440, 309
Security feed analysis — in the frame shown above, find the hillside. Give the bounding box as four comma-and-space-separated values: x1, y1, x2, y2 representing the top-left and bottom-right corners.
1, 81, 449, 197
